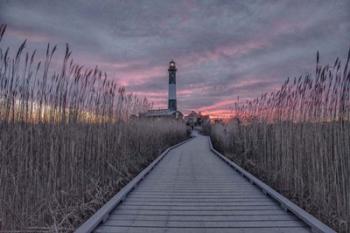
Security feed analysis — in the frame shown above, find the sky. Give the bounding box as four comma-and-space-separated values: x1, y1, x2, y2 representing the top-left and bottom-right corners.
0, 0, 349, 118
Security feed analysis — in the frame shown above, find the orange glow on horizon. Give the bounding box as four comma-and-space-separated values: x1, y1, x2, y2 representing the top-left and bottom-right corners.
202, 109, 235, 120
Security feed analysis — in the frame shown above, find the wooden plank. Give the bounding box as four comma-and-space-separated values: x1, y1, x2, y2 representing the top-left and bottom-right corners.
116, 205, 280, 211
102, 219, 305, 227
110, 212, 293, 217
123, 200, 272, 205
107, 214, 298, 221
121, 201, 276, 206
127, 194, 266, 198
127, 191, 261, 194
137, 187, 253, 190
95, 226, 311, 233
126, 196, 268, 200
109, 209, 290, 216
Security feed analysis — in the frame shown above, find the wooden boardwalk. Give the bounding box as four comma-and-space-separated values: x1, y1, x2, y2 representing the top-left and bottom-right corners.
93, 135, 312, 233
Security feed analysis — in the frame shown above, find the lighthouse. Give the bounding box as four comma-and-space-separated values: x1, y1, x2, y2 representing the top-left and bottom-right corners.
140, 60, 182, 119
168, 60, 177, 111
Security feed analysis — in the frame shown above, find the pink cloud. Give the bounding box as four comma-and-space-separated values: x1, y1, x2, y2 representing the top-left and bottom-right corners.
106, 64, 165, 87
198, 99, 237, 112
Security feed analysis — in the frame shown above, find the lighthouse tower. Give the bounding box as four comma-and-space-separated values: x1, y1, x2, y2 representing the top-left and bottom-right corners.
140, 60, 183, 119
168, 60, 177, 111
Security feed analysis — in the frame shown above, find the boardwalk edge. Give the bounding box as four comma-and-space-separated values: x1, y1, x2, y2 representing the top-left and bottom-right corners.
208, 136, 336, 233
74, 136, 193, 233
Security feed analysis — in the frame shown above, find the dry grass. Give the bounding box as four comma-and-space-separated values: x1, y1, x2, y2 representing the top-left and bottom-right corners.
0, 24, 187, 231
211, 50, 350, 233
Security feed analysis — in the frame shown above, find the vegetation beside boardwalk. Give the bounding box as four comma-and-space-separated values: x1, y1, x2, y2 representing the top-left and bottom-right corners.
0, 25, 188, 231
210, 49, 350, 233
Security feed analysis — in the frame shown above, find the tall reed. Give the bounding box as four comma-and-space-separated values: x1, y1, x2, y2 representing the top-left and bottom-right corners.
211, 49, 350, 233
0, 24, 187, 231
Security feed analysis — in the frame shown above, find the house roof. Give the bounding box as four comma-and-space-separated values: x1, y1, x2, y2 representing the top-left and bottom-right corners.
142, 109, 176, 117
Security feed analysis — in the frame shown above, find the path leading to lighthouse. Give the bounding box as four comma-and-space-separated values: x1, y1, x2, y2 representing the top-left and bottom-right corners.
93, 134, 311, 233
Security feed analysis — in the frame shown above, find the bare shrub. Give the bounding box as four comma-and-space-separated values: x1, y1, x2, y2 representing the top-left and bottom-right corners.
211, 49, 350, 233
0, 24, 187, 231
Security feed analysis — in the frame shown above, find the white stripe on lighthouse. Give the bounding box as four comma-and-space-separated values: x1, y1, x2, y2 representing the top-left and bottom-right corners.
169, 83, 176, 100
